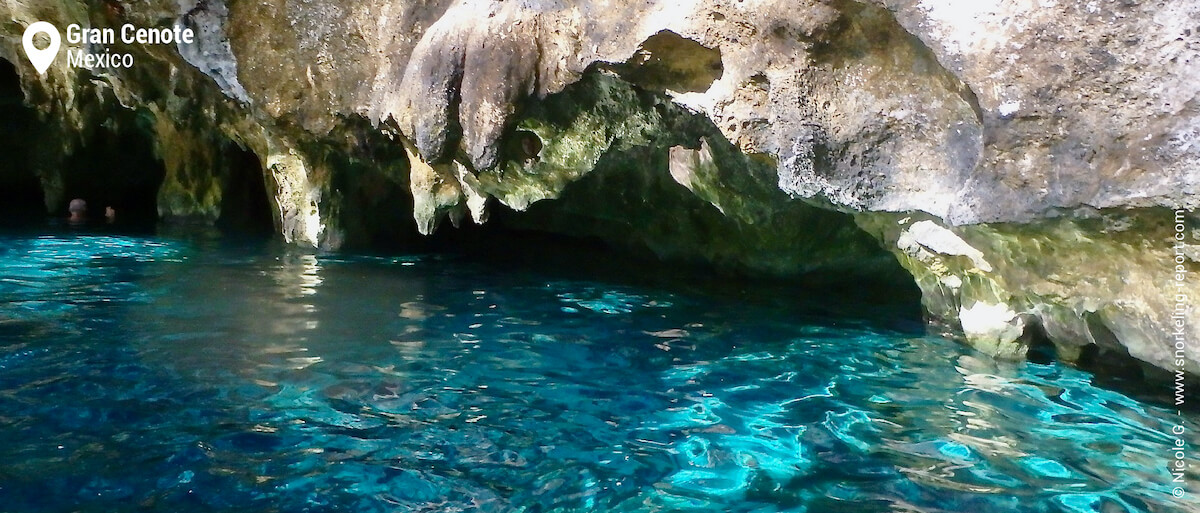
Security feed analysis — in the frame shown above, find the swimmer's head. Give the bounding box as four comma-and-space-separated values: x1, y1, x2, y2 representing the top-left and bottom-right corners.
68, 199, 87, 220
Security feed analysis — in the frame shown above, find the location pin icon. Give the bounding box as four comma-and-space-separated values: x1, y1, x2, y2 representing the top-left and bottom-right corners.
22, 22, 61, 75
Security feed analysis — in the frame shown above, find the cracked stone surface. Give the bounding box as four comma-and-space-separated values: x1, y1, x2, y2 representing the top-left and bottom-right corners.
0, 0, 1197, 374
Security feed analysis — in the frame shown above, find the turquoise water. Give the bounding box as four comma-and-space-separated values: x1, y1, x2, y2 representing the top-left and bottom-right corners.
0, 231, 1196, 512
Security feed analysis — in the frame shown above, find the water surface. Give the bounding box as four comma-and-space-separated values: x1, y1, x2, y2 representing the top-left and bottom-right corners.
0, 231, 1195, 512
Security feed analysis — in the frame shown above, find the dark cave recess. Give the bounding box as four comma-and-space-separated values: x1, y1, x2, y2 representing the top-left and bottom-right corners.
0, 59, 44, 222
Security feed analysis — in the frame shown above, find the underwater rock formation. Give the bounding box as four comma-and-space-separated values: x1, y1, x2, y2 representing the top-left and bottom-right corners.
0, 0, 1196, 373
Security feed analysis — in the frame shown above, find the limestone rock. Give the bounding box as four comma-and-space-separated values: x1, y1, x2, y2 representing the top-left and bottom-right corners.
879, 0, 1200, 223
1, 0, 1197, 376
959, 301, 1027, 360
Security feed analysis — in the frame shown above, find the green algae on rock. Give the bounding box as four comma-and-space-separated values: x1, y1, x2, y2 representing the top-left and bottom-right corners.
0, 0, 1196, 376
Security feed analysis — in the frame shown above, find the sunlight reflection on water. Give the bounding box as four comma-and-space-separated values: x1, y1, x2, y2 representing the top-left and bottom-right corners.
0, 233, 1196, 512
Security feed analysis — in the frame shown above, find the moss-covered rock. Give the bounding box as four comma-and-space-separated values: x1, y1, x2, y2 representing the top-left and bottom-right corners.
859, 210, 1200, 373
1, 0, 1196, 377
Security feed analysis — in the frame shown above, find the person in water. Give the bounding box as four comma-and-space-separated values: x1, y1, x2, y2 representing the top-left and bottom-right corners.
105, 206, 116, 223
68, 198, 87, 223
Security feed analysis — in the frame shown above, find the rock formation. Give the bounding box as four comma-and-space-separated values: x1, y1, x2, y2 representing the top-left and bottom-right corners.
1, 0, 1196, 374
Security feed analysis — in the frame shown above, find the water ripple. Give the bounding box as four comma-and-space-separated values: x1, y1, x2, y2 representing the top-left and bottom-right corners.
0, 233, 1194, 512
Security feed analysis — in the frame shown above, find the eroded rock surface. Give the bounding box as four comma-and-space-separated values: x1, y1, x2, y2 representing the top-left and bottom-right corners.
1, 0, 1196, 374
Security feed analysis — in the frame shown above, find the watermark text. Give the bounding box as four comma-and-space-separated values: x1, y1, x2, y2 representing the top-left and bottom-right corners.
1170, 209, 1191, 498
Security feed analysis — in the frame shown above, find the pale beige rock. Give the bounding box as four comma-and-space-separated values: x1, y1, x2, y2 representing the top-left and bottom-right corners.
1, 0, 1197, 375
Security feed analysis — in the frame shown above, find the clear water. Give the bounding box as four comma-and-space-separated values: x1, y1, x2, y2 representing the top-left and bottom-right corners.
0, 231, 1196, 512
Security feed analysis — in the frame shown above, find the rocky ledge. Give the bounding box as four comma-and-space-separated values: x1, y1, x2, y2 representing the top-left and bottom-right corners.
1, 0, 1197, 374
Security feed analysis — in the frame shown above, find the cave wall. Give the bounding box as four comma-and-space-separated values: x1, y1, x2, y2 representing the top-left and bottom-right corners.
0, 0, 1196, 373
0, 59, 44, 219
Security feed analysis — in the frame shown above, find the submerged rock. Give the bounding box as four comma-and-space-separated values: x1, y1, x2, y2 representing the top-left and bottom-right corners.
0, 0, 1196, 374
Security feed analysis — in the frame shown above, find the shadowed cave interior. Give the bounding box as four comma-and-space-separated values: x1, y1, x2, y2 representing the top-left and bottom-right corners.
0, 53, 1191, 410
0, 59, 43, 222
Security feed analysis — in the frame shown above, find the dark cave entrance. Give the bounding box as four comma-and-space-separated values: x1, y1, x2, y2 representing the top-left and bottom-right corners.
58, 111, 164, 227
403, 174, 925, 331
0, 59, 47, 224
217, 144, 275, 235
0, 58, 165, 227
